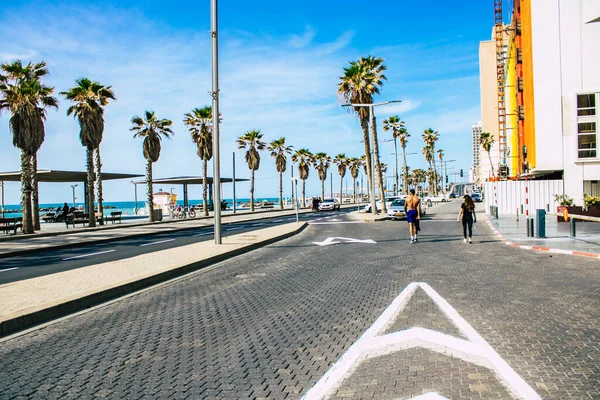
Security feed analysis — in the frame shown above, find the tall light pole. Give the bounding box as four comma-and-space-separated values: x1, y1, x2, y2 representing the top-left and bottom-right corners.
70, 184, 78, 208
439, 160, 456, 193
342, 101, 401, 214
211, 0, 222, 244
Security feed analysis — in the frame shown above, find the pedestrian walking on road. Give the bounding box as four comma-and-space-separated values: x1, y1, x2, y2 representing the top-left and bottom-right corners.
457, 195, 476, 243
404, 189, 421, 244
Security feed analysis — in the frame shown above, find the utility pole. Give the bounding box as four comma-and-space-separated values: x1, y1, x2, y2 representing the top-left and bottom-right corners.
211, 0, 222, 244
70, 184, 78, 208
232, 152, 236, 214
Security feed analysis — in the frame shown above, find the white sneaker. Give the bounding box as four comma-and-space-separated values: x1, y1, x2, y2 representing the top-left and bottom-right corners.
410, 238, 415, 244
468, 237, 472, 244
463, 238, 467, 243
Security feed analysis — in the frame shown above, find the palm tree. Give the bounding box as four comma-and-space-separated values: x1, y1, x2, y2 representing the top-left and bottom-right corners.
427, 168, 436, 194
267, 137, 293, 210
359, 155, 369, 200
422, 144, 433, 172
348, 157, 360, 203
480, 131, 496, 178
437, 149, 445, 193
383, 115, 405, 195
130, 111, 174, 222
337, 56, 387, 211
291, 148, 313, 208
422, 128, 440, 195
184, 106, 213, 216
412, 168, 427, 196
0, 60, 58, 233
333, 154, 348, 204
61, 78, 115, 226
313, 152, 331, 200
237, 130, 266, 212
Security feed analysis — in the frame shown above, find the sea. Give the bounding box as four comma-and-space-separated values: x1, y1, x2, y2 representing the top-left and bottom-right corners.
1, 197, 284, 218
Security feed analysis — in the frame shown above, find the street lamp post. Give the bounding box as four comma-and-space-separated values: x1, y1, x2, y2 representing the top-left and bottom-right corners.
70, 184, 78, 208
343, 101, 401, 215
292, 177, 299, 223
211, 0, 222, 244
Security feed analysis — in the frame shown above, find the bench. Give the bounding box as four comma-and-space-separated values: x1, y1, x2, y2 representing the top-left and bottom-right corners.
104, 211, 122, 224
0, 217, 24, 234
65, 213, 89, 228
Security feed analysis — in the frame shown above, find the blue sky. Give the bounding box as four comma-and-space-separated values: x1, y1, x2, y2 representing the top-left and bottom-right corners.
0, 0, 495, 204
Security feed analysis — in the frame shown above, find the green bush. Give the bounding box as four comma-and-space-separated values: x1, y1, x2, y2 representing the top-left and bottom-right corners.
554, 194, 574, 206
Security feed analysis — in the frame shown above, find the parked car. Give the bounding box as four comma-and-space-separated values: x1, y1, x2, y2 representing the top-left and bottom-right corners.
471, 192, 482, 202
318, 198, 340, 211
364, 195, 406, 213
449, 193, 459, 199
387, 199, 406, 220
423, 194, 449, 205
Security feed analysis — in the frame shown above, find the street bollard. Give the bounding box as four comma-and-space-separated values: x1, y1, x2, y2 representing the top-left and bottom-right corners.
535, 209, 546, 238
570, 218, 576, 238
526, 218, 535, 237
526, 217, 531, 237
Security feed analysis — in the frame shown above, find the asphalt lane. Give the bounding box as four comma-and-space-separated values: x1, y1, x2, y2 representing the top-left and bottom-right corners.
0, 209, 353, 285
2, 203, 597, 398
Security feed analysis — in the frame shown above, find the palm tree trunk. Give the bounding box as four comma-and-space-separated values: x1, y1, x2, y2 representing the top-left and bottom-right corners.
203, 159, 208, 216
488, 152, 495, 178
20, 151, 34, 234
360, 117, 372, 198
370, 114, 386, 213
402, 144, 408, 195
250, 169, 255, 212
321, 179, 325, 201
86, 146, 97, 227
394, 138, 399, 196
146, 159, 154, 222
95, 146, 104, 225
352, 177, 356, 203
339, 175, 343, 205
302, 179, 306, 208
279, 172, 283, 210
31, 153, 40, 231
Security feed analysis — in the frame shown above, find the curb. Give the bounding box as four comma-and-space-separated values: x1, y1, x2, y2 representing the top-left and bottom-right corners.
0, 222, 308, 338
484, 216, 600, 259
0, 208, 328, 260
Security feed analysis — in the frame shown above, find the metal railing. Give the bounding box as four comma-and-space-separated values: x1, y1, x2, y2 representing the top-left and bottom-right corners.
546, 212, 600, 238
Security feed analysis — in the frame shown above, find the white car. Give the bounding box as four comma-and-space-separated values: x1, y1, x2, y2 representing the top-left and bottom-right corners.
387, 198, 406, 220
364, 195, 406, 213
423, 194, 449, 205
318, 198, 340, 211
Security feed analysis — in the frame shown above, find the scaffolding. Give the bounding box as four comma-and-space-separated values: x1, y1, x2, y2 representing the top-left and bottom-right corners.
495, 0, 508, 179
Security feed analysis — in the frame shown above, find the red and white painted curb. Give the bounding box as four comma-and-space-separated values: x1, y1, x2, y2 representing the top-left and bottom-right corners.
484, 216, 600, 259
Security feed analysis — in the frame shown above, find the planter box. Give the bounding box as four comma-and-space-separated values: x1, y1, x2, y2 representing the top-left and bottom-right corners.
557, 206, 583, 222
585, 206, 600, 218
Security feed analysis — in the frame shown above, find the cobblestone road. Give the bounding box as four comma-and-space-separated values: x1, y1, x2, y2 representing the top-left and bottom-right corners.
1, 202, 599, 399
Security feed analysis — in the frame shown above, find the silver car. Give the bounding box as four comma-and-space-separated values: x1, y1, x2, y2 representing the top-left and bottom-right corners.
387, 198, 406, 220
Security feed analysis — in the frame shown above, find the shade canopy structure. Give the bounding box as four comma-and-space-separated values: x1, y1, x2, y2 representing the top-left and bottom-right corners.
131, 176, 248, 185
131, 176, 249, 209
0, 169, 143, 215
0, 170, 143, 183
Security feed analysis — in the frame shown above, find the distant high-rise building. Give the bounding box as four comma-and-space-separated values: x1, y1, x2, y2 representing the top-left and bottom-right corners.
472, 123, 482, 168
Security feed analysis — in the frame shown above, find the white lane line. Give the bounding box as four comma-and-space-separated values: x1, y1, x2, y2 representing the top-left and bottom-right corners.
0, 267, 19, 273
286, 218, 296, 221
140, 239, 176, 247
192, 232, 212, 237
308, 221, 361, 225
62, 249, 116, 261
252, 223, 266, 227
226, 227, 243, 231
272, 219, 285, 223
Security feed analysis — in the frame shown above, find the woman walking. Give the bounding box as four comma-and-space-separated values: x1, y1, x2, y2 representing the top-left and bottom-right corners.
457, 195, 477, 243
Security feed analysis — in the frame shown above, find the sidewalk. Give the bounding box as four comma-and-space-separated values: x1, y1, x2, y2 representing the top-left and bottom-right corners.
486, 213, 600, 257
0, 205, 346, 258
0, 222, 307, 337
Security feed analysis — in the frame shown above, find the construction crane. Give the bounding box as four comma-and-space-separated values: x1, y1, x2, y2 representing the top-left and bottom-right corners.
494, 0, 508, 179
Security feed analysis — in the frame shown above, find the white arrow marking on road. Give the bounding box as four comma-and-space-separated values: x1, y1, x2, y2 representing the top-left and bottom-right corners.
303, 282, 541, 400
312, 237, 377, 246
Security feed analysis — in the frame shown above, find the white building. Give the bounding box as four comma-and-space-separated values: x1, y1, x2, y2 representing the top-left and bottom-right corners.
472, 122, 482, 185
529, 0, 600, 204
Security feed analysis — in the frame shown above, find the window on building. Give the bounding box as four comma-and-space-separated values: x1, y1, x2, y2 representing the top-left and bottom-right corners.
577, 94, 598, 159
577, 94, 596, 116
